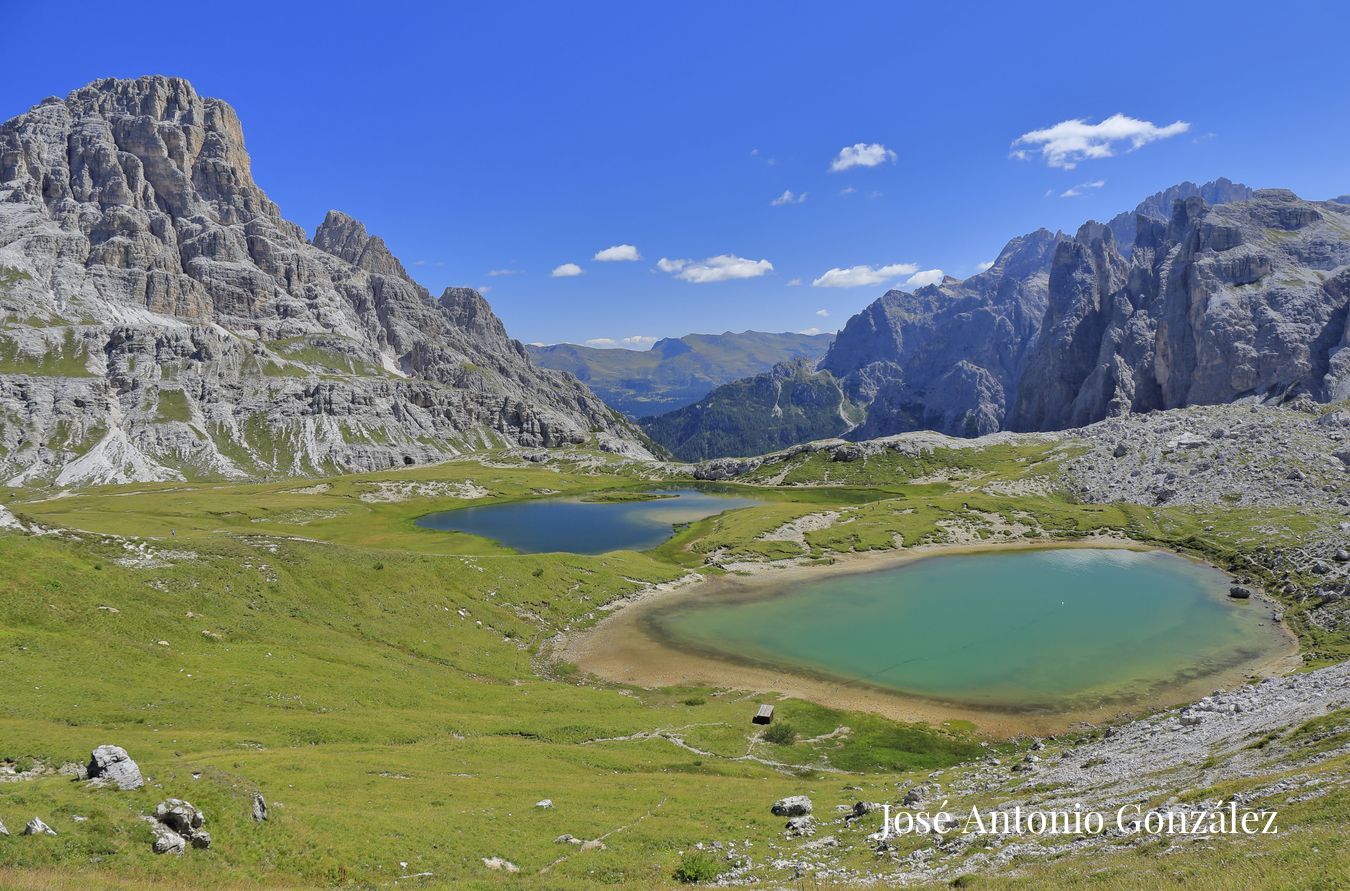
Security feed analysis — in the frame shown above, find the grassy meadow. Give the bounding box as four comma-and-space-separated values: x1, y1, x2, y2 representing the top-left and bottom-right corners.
0, 445, 1346, 887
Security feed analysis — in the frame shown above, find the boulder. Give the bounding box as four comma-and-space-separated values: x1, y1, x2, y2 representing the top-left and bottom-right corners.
482, 856, 519, 873
1168, 433, 1208, 450
251, 792, 268, 823
87, 745, 144, 790
0, 819, 8, 836
153, 799, 209, 850
1229, 585, 1252, 599
151, 824, 186, 855
845, 801, 879, 821
154, 799, 205, 836
23, 817, 56, 836
771, 795, 813, 817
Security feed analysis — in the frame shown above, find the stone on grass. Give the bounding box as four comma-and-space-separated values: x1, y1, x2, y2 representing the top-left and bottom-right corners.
771, 795, 812, 817
251, 792, 268, 823
482, 856, 519, 873
152, 824, 186, 855
87, 745, 144, 790
155, 799, 205, 835
152, 799, 209, 851
23, 817, 56, 836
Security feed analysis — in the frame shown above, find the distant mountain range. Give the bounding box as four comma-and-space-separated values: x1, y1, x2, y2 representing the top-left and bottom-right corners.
637, 358, 860, 461
641, 179, 1350, 461
528, 331, 833, 417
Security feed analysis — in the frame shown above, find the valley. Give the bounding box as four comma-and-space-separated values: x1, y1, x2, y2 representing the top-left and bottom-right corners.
1, 400, 1346, 887
0, 70, 1347, 889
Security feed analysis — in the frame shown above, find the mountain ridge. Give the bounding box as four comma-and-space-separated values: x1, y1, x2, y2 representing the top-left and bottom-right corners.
0, 75, 652, 486
528, 329, 833, 417
639, 179, 1350, 459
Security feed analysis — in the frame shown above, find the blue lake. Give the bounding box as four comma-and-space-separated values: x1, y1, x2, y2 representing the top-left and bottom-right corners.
646, 547, 1290, 711
415, 487, 763, 554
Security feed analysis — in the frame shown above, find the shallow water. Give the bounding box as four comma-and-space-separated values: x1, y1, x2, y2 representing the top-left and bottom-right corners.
414, 488, 762, 554
647, 548, 1288, 712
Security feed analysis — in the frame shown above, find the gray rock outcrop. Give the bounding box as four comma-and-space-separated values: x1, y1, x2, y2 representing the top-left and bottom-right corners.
0, 76, 651, 487
23, 817, 56, 836
87, 744, 143, 790
1106, 177, 1253, 255
821, 228, 1063, 440
153, 798, 209, 850
1012, 190, 1350, 430
251, 791, 268, 822
771, 795, 813, 817
151, 823, 186, 855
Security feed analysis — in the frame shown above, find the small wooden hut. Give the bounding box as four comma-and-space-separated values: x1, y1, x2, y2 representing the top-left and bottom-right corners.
752, 704, 774, 725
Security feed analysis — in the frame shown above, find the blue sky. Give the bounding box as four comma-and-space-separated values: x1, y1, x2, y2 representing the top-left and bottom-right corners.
4, 1, 1348, 347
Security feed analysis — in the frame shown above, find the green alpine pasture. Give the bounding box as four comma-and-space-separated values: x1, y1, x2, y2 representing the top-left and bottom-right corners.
0, 445, 1345, 888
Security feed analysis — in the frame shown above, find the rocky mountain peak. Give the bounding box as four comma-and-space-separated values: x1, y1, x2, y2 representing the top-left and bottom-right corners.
1108, 177, 1254, 254
660, 179, 1350, 458
313, 210, 410, 279
438, 287, 510, 344
0, 75, 651, 485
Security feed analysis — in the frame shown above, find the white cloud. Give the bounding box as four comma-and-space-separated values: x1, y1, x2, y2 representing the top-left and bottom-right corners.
1060, 179, 1107, 198
487, 268, 521, 276
585, 337, 617, 347
815, 308, 829, 317
786, 278, 802, 287
656, 254, 774, 284
812, 262, 918, 288
830, 143, 896, 172
976, 260, 995, 272
1011, 114, 1190, 169
799, 327, 823, 335
621, 335, 658, 346
527, 341, 549, 347
839, 186, 857, 196
476, 284, 492, 294
594, 244, 640, 262
904, 268, 945, 288
551, 263, 584, 277
771, 189, 807, 206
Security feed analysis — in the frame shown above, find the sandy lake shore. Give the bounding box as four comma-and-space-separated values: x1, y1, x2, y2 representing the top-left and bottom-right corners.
552, 537, 1302, 737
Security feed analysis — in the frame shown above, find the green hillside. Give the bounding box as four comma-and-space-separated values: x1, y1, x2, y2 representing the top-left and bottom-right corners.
0, 443, 1344, 888
640, 360, 862, 461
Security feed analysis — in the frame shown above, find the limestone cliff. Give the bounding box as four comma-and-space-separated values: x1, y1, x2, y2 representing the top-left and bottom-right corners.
1012, 190, 1350, 429
0, 76, 650, 485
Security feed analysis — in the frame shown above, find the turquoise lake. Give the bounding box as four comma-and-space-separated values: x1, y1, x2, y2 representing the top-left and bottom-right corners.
414, 488, 762, 554
646, 548, 1288, 712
